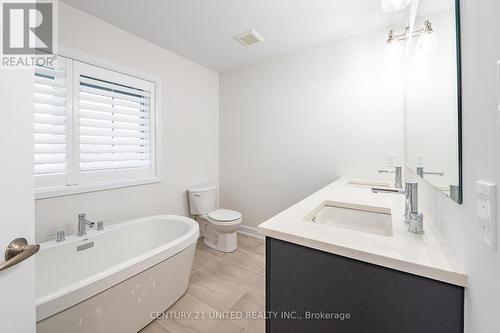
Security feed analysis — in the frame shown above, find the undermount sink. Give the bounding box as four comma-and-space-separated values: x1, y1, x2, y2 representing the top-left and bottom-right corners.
305, 201, 393, 237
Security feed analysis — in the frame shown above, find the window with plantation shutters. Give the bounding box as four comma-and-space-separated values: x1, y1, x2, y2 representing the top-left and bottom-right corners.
34, 57, 158, 198
75, 62, 155, 184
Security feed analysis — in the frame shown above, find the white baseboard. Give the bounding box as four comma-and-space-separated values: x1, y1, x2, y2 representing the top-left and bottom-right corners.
238, 225, 265, 240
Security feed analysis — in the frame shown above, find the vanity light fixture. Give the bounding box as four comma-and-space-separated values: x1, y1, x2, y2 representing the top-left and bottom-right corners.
385, 20, 438, 64
381, 0, 412, 13
386, 20, 436, 44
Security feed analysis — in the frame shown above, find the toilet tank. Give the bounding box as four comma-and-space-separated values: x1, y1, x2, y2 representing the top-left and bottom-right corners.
188, 185, 217, 215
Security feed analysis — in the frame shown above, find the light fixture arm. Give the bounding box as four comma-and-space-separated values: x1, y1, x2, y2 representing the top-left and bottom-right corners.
387, 20, 435, 43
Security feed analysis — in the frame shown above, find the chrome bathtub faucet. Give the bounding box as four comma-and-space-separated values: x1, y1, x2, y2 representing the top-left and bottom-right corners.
78, 213, 96, 236
371, 182, 424, 234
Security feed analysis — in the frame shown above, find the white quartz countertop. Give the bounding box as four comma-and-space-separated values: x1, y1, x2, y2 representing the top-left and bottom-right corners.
258, 178, 467, 287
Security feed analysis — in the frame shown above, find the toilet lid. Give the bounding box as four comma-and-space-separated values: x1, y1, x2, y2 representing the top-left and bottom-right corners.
208, 209, 242, 222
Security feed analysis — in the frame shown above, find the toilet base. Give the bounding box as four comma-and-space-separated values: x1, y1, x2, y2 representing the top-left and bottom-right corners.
203, 230, 238, 253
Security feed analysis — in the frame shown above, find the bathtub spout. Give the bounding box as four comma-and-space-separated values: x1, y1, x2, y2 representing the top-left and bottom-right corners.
78, 213, 96, 236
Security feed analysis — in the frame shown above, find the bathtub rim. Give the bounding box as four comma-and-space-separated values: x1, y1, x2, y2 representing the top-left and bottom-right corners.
35, 214, 199, 322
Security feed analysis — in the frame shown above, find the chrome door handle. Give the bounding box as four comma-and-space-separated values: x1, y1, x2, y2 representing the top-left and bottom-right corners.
0, 238, 40, 272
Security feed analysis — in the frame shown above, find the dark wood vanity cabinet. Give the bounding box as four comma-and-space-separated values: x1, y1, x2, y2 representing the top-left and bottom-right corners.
266, 237, 464, 333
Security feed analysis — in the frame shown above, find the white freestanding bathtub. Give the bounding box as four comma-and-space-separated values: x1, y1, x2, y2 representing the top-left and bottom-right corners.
35, 215, 199, 333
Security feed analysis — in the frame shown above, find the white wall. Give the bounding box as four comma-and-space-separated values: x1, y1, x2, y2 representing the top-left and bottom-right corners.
35, 3, 220, 242
410, 0, 500, 332
220, 28, 405, 228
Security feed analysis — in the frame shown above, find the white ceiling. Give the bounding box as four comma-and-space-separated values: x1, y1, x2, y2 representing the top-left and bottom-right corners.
61, 0, 450, 72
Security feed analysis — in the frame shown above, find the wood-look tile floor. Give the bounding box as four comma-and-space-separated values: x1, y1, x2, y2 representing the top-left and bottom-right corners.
140, 234, 266, 333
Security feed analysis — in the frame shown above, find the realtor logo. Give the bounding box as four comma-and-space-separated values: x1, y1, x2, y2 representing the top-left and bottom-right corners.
1, 1, 57, 68
2, 2, 53, 54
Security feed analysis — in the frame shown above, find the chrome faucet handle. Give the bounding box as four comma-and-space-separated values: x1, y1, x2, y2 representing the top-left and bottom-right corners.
48, 230, 66, 242
416, 167, 444, 177
56, 231, 65, 242
424, 171, 444, 176
371, 187, 405, 194
97, 221, 104, 231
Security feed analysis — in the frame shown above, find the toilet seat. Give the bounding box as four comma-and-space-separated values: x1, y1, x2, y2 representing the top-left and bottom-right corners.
207, 209, 242, 223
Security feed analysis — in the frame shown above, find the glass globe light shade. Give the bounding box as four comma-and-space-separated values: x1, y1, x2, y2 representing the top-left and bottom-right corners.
415, 31, 439, 58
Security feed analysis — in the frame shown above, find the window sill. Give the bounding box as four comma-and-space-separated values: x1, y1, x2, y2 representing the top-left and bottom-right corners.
35, 177, 161, 200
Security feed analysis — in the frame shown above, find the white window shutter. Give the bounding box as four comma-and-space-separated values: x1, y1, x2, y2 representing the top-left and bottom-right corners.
34, 58, 73, 188
74, 61, 156, 184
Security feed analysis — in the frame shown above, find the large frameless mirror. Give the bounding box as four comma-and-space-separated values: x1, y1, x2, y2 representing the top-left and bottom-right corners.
400, 0, 462, 203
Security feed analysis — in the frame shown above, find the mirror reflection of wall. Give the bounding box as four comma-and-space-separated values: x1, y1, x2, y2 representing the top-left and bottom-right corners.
393, 0, 461, 203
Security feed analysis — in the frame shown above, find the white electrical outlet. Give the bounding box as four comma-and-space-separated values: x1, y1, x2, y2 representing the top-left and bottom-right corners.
476, 181, 497, 250
387, 154, 396, 167
416, 154, 424, 167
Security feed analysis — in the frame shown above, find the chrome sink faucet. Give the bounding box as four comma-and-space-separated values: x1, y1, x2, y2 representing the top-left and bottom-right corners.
78, 213, 96, 236
416, 167, 444, 178
371, 182, 424, 234
378, 166, 403, 189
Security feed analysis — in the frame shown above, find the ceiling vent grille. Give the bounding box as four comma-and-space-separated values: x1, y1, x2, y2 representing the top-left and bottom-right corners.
233, 29, 264, 47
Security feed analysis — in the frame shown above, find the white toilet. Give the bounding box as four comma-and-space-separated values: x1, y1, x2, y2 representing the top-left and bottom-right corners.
188, 185, 242, 253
